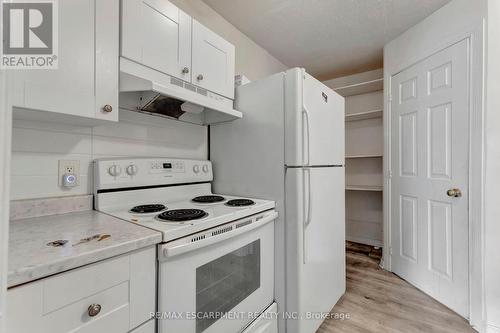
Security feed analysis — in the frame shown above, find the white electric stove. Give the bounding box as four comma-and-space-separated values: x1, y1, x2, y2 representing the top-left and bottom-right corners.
94, 157, 278, 333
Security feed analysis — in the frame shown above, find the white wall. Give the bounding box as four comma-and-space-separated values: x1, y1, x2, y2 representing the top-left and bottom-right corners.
169, 0, 287, 81
10, 111, 208, 200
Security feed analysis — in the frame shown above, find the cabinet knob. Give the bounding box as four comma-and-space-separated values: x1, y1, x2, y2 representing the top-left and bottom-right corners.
197, 74, 204, 81
182, 67, 189, 74
87, 304, 102, 317
102, 104, 113, 113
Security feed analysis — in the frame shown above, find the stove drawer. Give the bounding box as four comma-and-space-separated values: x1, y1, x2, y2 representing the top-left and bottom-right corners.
7, 246, 156, 333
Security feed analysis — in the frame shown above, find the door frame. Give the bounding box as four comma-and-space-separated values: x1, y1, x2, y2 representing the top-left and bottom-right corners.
383, 14, 486, 332
0, 68, 12, 332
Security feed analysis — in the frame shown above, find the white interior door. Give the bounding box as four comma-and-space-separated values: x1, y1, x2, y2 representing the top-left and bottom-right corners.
390, 39, 469, 317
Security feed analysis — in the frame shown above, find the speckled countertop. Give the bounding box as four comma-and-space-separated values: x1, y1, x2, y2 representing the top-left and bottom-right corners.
8, 210, 162, 288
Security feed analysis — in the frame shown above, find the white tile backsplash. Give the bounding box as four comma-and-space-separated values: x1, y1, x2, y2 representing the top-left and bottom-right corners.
11, 111, 208, 200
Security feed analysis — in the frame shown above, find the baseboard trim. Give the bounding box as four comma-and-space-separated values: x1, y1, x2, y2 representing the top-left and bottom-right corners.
487, 323, 500, 333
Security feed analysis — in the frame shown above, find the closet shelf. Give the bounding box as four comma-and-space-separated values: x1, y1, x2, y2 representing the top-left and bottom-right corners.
345, 185, 383, 192
345, 109, 383, 122
345, 154, 383, 159
334, 78, 383, 97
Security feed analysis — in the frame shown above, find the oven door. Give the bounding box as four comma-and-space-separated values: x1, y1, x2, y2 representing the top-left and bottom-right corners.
157, 210, 276, 333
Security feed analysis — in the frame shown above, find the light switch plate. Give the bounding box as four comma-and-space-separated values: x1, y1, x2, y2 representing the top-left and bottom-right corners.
58, 160, 80, 186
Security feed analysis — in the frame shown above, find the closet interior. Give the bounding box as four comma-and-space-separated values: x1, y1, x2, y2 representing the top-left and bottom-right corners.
324, 69, 384, 248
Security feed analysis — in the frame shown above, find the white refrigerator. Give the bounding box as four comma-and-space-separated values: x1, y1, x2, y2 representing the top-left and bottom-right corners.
211, 68, 345, 333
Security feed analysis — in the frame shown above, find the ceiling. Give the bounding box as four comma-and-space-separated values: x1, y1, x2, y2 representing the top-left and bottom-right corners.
203, 0, 451, 80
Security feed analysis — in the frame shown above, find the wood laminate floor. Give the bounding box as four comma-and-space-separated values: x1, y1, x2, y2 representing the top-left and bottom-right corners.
317, 249, 475, 333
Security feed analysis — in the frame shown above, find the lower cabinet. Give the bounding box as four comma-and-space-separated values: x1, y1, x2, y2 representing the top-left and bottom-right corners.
6, 246, 156, 333
130, 319, 155, 333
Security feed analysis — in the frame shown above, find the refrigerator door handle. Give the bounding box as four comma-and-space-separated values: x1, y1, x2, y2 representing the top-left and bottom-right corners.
305, 168, 312, 227
303, 167, 312, 264
302, 107, 311, 166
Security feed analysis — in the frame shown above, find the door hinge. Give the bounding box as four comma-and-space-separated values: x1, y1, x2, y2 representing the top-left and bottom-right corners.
388, 170, 393, 178
389, 247, 393, 255
388, 93, 393, 102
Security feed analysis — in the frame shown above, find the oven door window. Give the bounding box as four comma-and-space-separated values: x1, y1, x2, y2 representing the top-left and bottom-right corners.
196, 239, 261, 333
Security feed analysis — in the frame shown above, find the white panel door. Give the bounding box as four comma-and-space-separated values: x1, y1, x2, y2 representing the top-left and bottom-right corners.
286, 167, 345, 333
121, 0, 192, 82
192, 20, 235, 99
391, 39, 469, 317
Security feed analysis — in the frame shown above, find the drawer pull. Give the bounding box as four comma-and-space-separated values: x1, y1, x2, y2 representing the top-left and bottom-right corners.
102, 104, 113, 113
87, 304, 102, 317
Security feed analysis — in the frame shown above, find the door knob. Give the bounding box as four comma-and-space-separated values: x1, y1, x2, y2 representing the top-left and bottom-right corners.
447, 188, 462, 198
102, 104, 113, 113
197, 74, 204, 81
87, 304, 102, 317
182, 67, 189, 74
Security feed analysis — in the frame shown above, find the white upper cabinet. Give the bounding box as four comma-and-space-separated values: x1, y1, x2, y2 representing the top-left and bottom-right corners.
121, 0, 192, 82
9, 0, 119, 123
120, 0, 235, 99
192, 20, 235, 99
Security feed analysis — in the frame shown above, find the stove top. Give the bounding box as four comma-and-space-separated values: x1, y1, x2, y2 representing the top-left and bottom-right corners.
98, 192, 274, 242
94, 158, 276, 242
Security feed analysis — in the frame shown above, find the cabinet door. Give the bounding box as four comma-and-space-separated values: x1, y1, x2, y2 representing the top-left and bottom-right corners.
95, 0, 119, 121
9, 0, 119, 121
10, 0, 92, 118
192, 20, 235, 99
121, 0, 192, 82
6, 247, 156, 333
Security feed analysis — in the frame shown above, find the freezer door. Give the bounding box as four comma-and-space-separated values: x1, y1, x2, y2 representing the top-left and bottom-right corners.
285, 166, 346, 333
285, 68, 345, 167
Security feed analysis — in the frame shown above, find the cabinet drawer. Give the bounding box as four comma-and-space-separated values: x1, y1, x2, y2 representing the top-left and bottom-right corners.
44, 282, 129, 333
42, 255, 129, 314
7, 246, 156, 333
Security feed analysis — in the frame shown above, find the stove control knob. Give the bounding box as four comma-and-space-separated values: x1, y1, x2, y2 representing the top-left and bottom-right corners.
193, 165, 200, 174
202, 165, 209, 173
126, 164, 138, 176
108, 165, 122, 177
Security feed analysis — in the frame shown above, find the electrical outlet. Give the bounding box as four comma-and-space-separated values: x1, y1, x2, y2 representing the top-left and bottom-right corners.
58, 160, 80, 186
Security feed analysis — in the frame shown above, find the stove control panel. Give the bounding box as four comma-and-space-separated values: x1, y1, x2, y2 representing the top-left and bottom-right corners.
150, 160, 185, 174
94, 158, 213, 191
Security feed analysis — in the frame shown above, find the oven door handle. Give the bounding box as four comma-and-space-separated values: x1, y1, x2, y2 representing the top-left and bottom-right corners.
159, 211, 278, 259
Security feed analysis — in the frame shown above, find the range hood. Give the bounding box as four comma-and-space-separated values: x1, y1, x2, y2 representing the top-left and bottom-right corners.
119, 57, 242, 125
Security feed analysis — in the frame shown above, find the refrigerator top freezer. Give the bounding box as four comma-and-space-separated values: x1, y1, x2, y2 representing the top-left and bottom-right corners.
284, 68, 345, 167
210, 67, 345, 333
